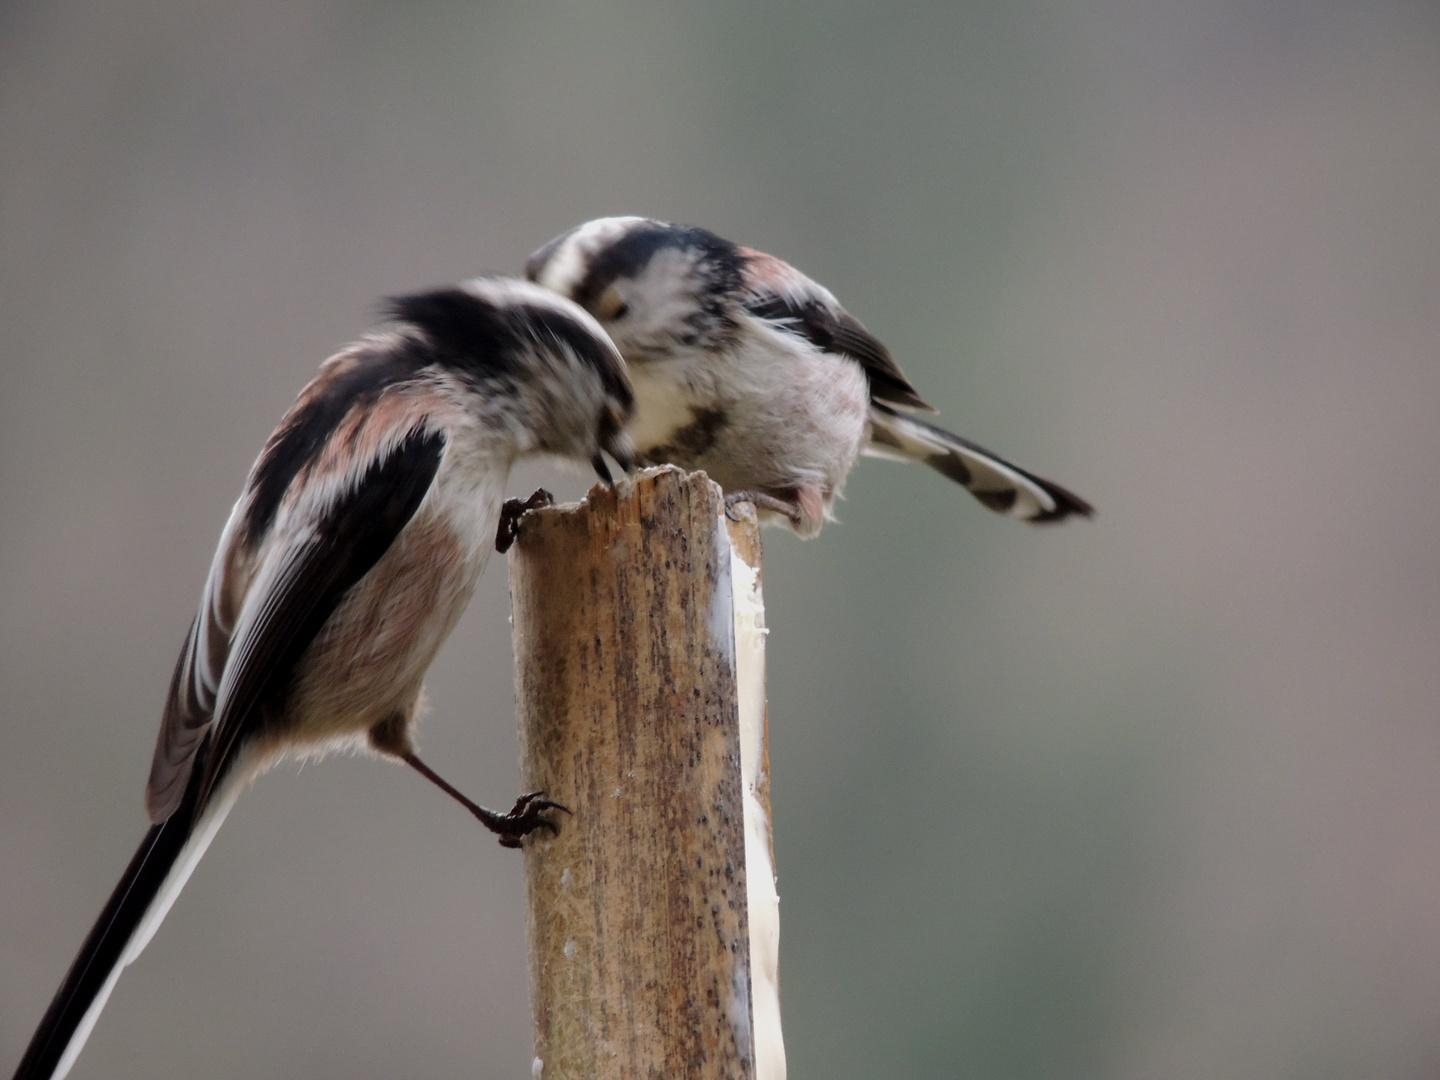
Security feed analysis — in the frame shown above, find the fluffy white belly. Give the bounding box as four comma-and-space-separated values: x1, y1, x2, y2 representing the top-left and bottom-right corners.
627, 339, 869, 496
627, 360, 706, 452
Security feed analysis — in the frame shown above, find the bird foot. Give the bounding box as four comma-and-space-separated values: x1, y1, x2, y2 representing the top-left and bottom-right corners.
724, 490, 800, 526
477, 791, 571, 849
495, 488, 554, 553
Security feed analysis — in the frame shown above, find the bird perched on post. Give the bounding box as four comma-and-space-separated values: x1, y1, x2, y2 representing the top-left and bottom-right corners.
13, 277, 634, 1080
526, 216, 1091, 538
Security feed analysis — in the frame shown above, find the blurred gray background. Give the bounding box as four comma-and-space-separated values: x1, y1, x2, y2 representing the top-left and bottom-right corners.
3, 2, 1439, 1077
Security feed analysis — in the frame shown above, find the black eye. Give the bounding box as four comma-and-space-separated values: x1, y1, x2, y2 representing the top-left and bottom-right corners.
612, 302, 629, 320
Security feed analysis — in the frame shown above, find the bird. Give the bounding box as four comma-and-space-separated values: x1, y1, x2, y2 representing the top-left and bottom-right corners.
525, 216, 1092, 538
12, 276, 635, 1080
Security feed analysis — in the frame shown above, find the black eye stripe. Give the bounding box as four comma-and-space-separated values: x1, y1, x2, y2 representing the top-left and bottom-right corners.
383, 286, 633, 413
572, 222, 743, 311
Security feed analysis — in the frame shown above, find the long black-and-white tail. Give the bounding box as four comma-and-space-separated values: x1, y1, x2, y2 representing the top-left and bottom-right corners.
866, 401, 1093, 523
14, 742, 241, 1080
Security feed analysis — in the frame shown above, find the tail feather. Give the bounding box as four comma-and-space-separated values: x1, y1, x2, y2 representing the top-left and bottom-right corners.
866, 402, 1093, 523
14, 741, 240, 1080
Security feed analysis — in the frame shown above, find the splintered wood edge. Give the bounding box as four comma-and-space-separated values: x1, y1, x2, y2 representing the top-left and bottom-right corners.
505, 464, 692, 538
723, 500, 783, 1080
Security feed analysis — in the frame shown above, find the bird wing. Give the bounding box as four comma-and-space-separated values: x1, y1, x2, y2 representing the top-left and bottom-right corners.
146, 425, 445, 821
741, 283, 932, 412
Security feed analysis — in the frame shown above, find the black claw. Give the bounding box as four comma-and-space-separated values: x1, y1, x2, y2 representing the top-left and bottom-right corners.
510, 790, 572, 821
481, 789, 571, 848
592, 453, 615, 487
496, 488, 554, 553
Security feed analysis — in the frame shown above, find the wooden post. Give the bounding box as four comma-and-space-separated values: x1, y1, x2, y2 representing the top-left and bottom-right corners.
507, 466, 783, 1080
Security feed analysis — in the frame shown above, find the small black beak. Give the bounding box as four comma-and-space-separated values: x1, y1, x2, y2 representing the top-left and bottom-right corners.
610, 444, 636, 475
592, 454, 615, 487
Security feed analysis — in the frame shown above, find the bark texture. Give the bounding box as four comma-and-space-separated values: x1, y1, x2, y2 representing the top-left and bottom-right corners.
509, 466, 757, 1080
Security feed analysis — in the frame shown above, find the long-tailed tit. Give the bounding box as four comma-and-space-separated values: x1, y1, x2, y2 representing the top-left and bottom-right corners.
526, 216, 1091, 538
13, 277, 634, 1080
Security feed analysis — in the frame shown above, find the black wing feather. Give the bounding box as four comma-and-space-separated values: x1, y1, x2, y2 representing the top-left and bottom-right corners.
743, 292, 932, 411
16, 433, 446, 1080
197, 427, 445, 808
12, 744, 210, 1080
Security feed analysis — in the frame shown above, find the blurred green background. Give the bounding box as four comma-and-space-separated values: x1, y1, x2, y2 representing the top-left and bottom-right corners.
4, 2, 1440, 1077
